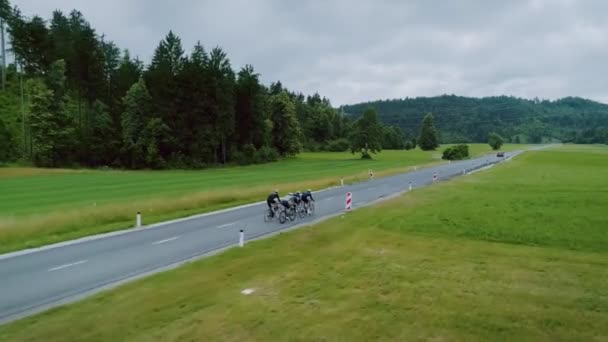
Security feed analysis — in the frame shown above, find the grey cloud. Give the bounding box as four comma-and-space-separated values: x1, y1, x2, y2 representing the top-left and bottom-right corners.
11, 0, 608, 105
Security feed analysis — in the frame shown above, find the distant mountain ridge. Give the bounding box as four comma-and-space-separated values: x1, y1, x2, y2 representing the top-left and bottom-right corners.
341, 95, 608, 144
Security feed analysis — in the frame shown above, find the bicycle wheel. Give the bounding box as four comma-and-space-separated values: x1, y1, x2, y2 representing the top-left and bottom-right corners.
279, 210, 288, 224
309, 202, 315, 215
264, 208, 273, 223
297, 204, 307, 219
287, 207, 297, 221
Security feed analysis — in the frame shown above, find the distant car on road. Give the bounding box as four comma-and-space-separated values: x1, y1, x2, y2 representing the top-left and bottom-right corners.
497, 152, 505, 158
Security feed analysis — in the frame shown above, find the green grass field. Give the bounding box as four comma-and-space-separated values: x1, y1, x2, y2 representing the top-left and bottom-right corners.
1, 145, 606, 341
0, 144, 523, 254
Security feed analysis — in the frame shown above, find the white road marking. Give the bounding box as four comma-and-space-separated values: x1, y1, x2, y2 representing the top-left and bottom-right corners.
367, 187, 377, 191
48, 260, 88, 272
152, 236, 180, 245
217, 222, 236, 229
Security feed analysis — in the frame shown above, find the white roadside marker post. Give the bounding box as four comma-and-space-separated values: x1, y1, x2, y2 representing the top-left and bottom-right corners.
239, 230, 245, 247
409, 181, 413, 191
136, 212, 142, 228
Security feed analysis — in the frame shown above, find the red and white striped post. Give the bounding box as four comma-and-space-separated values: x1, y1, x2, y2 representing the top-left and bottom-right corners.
345, 192, 353, 211
433, 172, 438, 183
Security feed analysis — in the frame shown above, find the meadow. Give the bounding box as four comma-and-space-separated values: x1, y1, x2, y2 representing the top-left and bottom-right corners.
0, 144, 521, 253
1, 145, 606, 341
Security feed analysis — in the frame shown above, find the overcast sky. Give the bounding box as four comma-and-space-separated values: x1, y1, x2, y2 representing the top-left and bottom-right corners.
10, 0, 608, 105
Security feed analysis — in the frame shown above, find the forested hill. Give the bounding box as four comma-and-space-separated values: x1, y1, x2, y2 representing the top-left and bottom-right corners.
341, 95, 608, 144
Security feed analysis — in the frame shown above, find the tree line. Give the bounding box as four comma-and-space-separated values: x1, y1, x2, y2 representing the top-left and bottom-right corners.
0, 0, 409, 167
342, 95, 608, 145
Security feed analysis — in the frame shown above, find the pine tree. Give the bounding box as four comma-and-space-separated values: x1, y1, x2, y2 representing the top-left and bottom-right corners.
0, 0, 10, 19
270, 91, 301, 156
28, 72, 75, 167
0, 117, 14, 163
348, 107, 383, 158
235, 65, 268, 148
418, 113, 439, 151
382, 126, 405, 149
114, 50, 143, 115
66, 10, 105, 106
207, 47, 235, 163
121, 78, 153, 168
172, 42, 215, 165
145, 31, 185, 158
139, 118, 170, 169
7, 13, 52, 75
100, 39, 121, 108
49, 11, 73, 74
88, 100, 116, 166
269, 81, 283, 95
28, 79, 53, 165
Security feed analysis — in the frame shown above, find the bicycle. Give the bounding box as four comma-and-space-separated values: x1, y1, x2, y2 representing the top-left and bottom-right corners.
279, 203, 297, 224
307, 201, 315, 215
296, 202, 308, 219
264, 204, 281, 223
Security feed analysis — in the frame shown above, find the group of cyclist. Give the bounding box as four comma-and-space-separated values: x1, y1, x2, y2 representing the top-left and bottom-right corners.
266, 189, 315, 220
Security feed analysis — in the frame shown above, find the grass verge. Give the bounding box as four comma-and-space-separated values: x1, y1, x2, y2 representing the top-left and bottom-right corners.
0, 145, 526, 254
0, 145, 606, 341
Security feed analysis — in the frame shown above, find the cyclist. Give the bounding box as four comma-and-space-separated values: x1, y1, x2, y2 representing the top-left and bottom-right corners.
292, 191, 303, 205
266, 190, 281, 217
301, 189, 315, 214
281, 192, 296, 210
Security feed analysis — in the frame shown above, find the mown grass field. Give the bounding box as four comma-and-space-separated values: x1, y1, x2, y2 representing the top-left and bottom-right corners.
1, 145, 606, 341
0, 144, 523, 253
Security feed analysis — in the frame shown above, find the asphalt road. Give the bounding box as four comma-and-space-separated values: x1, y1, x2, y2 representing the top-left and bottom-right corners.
0, 151, 520, 324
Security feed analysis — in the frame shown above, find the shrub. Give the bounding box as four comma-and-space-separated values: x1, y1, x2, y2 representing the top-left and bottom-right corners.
488, 132, 504, 150
242, 144, 258, 164
256, 146, 279, 163
326, 138, 350, 152
442, 144, 470, 160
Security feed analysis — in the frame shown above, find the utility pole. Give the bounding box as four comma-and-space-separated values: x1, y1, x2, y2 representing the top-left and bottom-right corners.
0, 17, 6, 91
